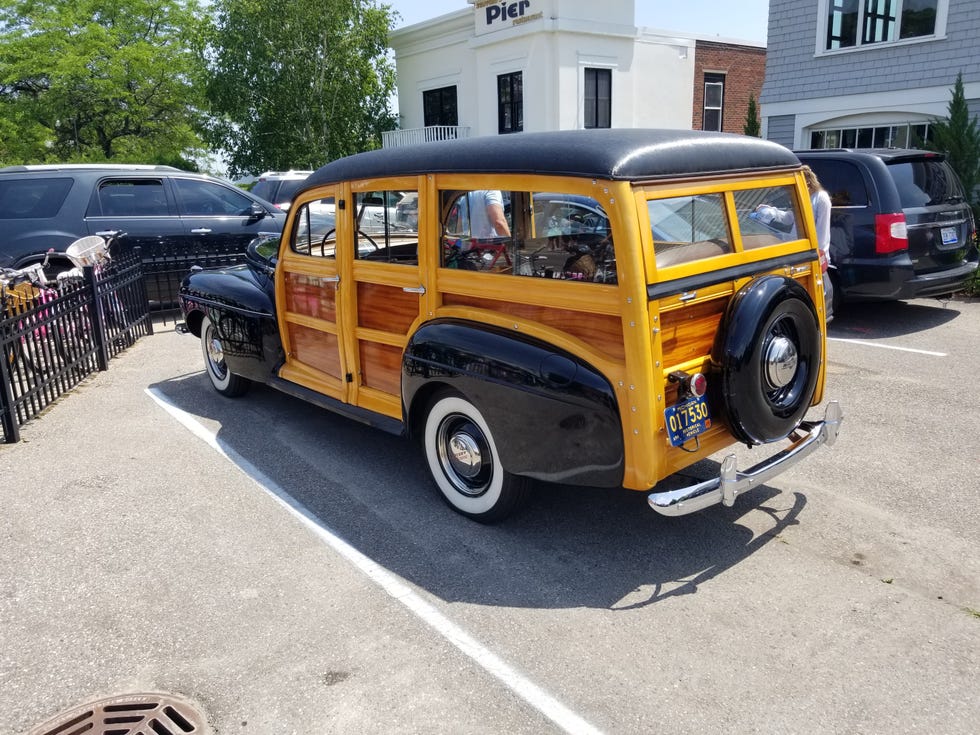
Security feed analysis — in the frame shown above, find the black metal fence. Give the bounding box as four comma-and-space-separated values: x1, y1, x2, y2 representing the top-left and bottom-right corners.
1, 249, 152, 443
137, 240, 249, 311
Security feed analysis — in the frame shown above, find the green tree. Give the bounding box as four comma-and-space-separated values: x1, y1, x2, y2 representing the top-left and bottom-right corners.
926, 72, 980, 218
203, 0, 398, 177
743, 94, 761, 137
0, 0, 206, 166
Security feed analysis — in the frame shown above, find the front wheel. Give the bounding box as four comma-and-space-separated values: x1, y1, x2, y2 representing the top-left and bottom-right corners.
201, 315, 250, 397
422, 393, 529, 523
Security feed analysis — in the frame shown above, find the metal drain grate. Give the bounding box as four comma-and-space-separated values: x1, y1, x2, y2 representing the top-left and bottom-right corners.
29, 692, 208, 735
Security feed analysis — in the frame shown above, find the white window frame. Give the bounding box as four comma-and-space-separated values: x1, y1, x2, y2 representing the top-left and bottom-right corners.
702, 73, 725, 132
815, 0, 949, 55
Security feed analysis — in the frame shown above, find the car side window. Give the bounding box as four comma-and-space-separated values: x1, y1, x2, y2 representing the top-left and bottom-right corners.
95, 179, 168, 217
733, 185, 803, 250
290, 198, 337, 258
174, 178, 254, 216
649, 193, 732, 268
805, 161, 869, 207
440, 189, 616, 284
0, 178, 74, 219
354, 190, 418, 265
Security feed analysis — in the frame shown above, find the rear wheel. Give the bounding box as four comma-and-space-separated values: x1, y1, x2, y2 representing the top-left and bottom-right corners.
201, 315, 250, 397
422, 392, 529, 523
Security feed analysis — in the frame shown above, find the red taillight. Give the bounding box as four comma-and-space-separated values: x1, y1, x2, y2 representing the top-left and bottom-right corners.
818, 248, 829, 273
875, 213, 908, 254
690, 372, 707, 398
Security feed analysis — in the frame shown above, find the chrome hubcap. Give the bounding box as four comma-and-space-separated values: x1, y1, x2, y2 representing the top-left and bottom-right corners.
447, 431, 483, 479
764, 336, 798, 389
206, 331, 226, 377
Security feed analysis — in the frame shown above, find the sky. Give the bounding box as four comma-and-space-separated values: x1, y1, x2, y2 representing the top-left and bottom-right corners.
388, 0, 770, 45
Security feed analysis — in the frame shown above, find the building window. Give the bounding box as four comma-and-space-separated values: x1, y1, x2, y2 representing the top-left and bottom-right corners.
809, 122, 933, 149
702, 73, 725, 132
825, 0, 940, 51
423, 86, 458, 127
497, 72, 523, 135
584, 68, 611, 129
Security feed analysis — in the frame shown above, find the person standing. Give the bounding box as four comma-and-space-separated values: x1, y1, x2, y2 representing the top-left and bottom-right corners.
467, 190, 511, 238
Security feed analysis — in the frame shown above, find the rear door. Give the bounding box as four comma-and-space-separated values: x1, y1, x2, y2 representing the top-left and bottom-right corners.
85, 176, 180, 249
886, 157, 975, 273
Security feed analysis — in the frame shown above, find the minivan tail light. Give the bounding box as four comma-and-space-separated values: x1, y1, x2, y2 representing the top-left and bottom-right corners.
875, 213, 908, 254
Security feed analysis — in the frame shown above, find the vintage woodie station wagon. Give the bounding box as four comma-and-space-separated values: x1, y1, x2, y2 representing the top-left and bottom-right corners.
178, 129, 843, 522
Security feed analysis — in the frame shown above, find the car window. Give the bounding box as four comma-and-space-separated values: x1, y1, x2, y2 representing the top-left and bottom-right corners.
355, 189, 418, 265
291, 198, 337, 257
174, 178, 255, 216
249, 179, 279, 202
648, 194, 732, 267
441, 189, 616, 283
887, 159, 966, 208
0, 178, 73, 218
804, 160, 869, 207
94, 179, 169, 216
733, 186, 802, 250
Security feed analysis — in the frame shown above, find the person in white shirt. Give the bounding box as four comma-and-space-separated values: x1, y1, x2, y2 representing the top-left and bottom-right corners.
467, 190, 511, 238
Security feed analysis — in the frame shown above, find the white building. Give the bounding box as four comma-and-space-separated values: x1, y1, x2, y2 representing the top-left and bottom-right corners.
387, 0, 719, 146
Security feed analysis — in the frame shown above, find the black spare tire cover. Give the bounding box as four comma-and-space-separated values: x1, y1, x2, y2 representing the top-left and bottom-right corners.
714, 275, 821, 445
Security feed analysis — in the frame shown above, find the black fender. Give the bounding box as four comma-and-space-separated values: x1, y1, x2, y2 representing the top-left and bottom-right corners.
179, 264, 283, 383
713, 275, 821, 445
403, 319, 624, 487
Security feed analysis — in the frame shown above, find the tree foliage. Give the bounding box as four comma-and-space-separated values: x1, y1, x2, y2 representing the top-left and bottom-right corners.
203, 0, 398, 177
743, 94, 761, 137
0, 0, 206, 166
926, 71, 980, 216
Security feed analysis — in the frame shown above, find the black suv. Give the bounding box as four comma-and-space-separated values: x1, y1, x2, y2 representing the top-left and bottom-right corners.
0, 164, 285, 272
795, 149, 977, 306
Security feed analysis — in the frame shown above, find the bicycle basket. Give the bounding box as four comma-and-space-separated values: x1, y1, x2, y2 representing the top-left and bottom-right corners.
66, 236, 109, 267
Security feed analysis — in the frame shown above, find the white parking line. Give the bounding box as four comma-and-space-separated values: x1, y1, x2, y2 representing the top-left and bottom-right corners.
828, 337, 947, 357
146, 387, 604, 735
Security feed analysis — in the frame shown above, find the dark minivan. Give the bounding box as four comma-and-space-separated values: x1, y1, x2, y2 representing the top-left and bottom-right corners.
795, 149, 977, 306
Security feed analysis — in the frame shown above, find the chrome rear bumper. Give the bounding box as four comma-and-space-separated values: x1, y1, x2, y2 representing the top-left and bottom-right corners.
648, 401, 843, 516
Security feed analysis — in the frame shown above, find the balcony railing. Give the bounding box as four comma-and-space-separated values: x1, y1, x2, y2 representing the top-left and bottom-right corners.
382, 126, 472, 148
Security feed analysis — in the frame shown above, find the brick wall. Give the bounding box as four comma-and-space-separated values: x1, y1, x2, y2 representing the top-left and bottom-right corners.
692, 41, 767, 134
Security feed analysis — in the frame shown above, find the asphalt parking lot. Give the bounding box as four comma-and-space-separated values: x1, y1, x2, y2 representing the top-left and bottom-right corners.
1, 296, 978, 734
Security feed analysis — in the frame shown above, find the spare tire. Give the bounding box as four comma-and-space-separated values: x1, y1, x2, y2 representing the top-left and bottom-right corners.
715, 275, 821, 445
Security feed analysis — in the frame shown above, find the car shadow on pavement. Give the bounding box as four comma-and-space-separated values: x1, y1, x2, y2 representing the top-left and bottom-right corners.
152, 372, 808, 612
829, 297, 963, 339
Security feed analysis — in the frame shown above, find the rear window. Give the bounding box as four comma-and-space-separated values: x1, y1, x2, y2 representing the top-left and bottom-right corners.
250, 179, 279, 202
887, 159, 966, 208
252, 177, 307, 205
0, 177, 73, 219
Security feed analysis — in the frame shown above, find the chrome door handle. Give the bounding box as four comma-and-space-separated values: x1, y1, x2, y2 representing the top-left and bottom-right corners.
403, 285, 426, 294
319, 275, 340, 284
191, 228, 212, 234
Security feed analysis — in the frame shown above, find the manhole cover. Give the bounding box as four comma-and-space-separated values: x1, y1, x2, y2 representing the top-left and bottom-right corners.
29, 692, 209, 735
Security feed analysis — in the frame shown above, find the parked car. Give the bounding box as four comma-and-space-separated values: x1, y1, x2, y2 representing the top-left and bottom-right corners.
249, 170, 313, 210
0, 164, 286, 304
179, 129, 841, 522
794, 149, 978, 308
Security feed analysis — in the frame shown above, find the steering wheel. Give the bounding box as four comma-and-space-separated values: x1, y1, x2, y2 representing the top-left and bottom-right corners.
357, 230, 380, 252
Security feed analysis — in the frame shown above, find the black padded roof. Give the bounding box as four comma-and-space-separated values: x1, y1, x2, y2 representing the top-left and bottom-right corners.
305, 129, 801, 187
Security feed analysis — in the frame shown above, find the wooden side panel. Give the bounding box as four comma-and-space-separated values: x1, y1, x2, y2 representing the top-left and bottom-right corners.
288, 324, 342, 379
284, 272, 337, 322
442, 293, 625, 361
359, 341, 403, 395
659, 298, 726, 368
358, 282, 417, 333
